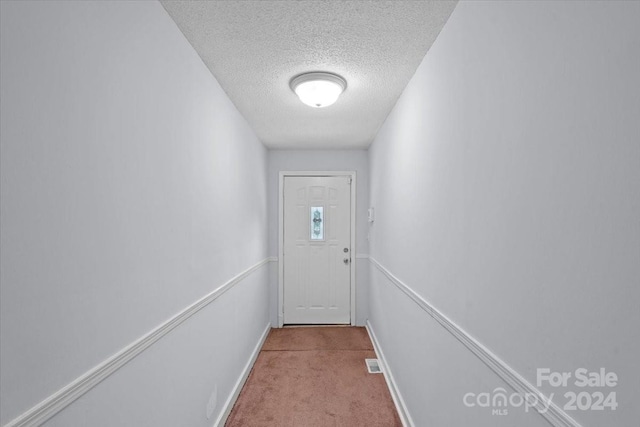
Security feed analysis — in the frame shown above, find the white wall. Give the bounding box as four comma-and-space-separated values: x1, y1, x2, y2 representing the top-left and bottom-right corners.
267, 150, 369, 326
368, 1, 640, 426
0, 1, 269, 426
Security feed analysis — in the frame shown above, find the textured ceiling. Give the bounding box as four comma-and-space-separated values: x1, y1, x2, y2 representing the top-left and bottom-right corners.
161, 1, 457, 149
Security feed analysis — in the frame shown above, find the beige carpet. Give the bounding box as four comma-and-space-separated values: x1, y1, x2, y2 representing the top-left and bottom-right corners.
226, 327, 402, 427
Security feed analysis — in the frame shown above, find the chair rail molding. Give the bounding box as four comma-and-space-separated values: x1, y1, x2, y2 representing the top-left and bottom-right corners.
4, 257, 273, 427
368, 256, 582, 427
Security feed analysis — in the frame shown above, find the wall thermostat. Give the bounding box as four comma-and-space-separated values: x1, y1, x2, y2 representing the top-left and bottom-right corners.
368, 207, 375, 223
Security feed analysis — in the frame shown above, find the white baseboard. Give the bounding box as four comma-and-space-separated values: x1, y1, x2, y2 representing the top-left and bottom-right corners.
214, 322, 271, 427
368, 257, 582, 427
366, 320, 414, 427
4, 258, 272, 427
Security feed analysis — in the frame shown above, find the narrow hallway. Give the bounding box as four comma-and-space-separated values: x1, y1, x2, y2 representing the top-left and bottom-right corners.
226, 327, 401, 427
2, 1, 638, 426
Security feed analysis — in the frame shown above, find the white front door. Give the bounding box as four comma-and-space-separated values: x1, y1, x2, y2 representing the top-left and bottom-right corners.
283, 176, 352, 324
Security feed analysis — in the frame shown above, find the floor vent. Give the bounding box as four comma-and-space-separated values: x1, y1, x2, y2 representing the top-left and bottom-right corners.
365, 358, 382, 374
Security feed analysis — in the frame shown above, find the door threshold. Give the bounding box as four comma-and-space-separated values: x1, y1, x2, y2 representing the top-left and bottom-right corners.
283, 324, 352, 328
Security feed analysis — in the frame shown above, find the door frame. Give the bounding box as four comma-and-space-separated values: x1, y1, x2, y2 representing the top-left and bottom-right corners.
278, 171, 357, 328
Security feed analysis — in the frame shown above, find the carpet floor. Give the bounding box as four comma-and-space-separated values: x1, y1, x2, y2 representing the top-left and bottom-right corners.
226, 327, 402, 427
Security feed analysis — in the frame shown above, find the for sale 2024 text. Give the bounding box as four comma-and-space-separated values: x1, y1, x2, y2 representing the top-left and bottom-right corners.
537, 368, 618, 411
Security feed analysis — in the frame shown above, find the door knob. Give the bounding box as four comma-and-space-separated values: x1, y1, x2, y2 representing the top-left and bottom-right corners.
343, 258, 350, 265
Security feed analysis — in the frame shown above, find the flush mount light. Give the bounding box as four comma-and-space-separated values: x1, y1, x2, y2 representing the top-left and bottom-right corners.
290, 72, 347, 108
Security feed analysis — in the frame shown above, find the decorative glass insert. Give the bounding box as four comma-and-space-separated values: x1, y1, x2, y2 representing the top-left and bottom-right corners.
310, 206, 324, 240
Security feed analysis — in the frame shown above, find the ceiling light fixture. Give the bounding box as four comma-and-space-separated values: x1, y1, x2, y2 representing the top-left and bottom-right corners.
290, 72, 347, 108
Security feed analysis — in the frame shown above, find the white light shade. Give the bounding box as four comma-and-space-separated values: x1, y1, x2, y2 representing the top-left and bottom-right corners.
290, 72, 346, 108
